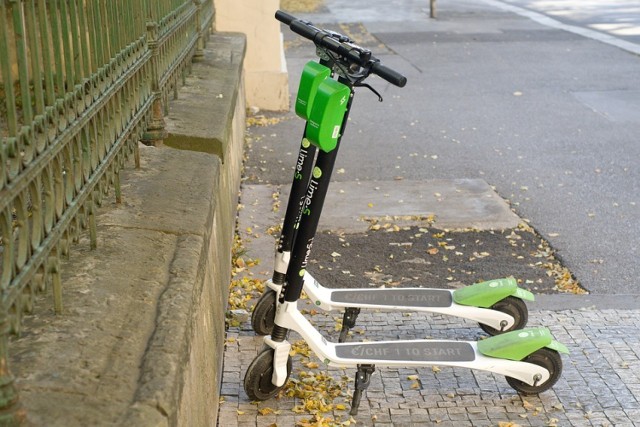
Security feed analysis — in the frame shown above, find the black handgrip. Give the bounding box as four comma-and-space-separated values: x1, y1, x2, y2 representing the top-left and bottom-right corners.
290, 20, 320, 42
275, 10, 296, 25
371, 62, 407, 87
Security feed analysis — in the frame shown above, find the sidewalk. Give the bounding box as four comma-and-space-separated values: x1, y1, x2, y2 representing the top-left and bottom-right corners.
218, 1, 640, 425
219, 185, 640, 427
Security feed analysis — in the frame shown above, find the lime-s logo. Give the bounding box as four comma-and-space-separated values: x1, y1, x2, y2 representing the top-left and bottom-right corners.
295, 142, 310, 180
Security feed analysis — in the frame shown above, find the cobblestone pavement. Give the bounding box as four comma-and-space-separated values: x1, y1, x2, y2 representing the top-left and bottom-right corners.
219, 295, 640, 426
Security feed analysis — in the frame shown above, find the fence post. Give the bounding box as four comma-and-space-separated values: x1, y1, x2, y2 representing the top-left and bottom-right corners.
193, 0, 204, 58
141, 2, 167, 146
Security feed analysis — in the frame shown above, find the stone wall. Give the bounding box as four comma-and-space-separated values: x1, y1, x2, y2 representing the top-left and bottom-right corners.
8, 32, 247, 427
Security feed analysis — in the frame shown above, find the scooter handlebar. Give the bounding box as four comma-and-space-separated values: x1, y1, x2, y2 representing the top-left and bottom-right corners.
276, 10, 407, 88
275, 10, 296, 25
290, 19, 321, 42
371, 62, 407, 88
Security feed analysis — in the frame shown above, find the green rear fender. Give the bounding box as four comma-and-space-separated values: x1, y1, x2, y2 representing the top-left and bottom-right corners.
477, 327, 569, 361
452, 277, 535, 308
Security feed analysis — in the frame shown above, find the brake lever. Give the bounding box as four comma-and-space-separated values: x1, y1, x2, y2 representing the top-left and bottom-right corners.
354, 82, 383, 102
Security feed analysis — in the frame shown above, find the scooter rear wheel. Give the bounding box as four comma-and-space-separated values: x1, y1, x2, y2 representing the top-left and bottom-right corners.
506, 347, 563, 395
251, 289, 277, 335
244, 348, 292, 401
479, 296, 528, 336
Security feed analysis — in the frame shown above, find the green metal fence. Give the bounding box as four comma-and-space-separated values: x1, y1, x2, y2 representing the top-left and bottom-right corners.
0, 0, 214, 421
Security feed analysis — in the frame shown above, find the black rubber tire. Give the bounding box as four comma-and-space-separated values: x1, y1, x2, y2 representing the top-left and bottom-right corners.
243, 348, 292, 401
479, 296, 528, 336
251, 289, 277, 335
506, 347, 563, 395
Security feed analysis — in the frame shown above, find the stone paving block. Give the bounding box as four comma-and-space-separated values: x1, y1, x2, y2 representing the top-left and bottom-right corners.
372, 412, 392, 423
437, 401, 457, 408
427, 407, 449, 419
468, 412, 490, 422
217, 413, 239, 427
388, 408, 410, 416
433, 422, 472, 427
448, 411, 470, 421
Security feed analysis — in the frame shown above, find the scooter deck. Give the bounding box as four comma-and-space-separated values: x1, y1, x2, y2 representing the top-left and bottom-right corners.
330, 288, 453, 308
270, 275, 518, 331
335, 340, 475, 362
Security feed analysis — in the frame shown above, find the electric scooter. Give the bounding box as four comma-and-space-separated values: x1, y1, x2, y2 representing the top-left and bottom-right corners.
250, 24, 534, 342
244, 11, 568, 415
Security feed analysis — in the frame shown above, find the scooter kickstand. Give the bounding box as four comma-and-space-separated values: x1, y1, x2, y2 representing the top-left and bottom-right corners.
350, 364, 376, 416
339, 307, 361, 343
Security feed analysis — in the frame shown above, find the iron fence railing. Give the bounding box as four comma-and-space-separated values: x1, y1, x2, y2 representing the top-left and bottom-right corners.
0, 0, 213, 422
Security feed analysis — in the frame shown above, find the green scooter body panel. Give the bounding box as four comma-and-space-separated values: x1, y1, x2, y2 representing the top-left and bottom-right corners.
477, 327, 569, 361
452, 277, 534, 308
295, 61, 331, 120
307, 79, 350, 153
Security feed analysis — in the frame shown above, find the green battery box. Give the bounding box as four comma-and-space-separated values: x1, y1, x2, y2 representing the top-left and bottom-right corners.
295, 61, 331, 120
306, 79, 350, 153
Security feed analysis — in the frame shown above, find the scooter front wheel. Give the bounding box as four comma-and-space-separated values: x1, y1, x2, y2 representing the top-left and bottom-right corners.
244, 348, 292, 401
506, 347, 563, 395
479, 296, 528, 336
251, 289, 277, 335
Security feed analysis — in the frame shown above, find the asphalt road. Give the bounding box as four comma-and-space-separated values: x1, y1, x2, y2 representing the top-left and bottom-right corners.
245, 0, 640, 295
